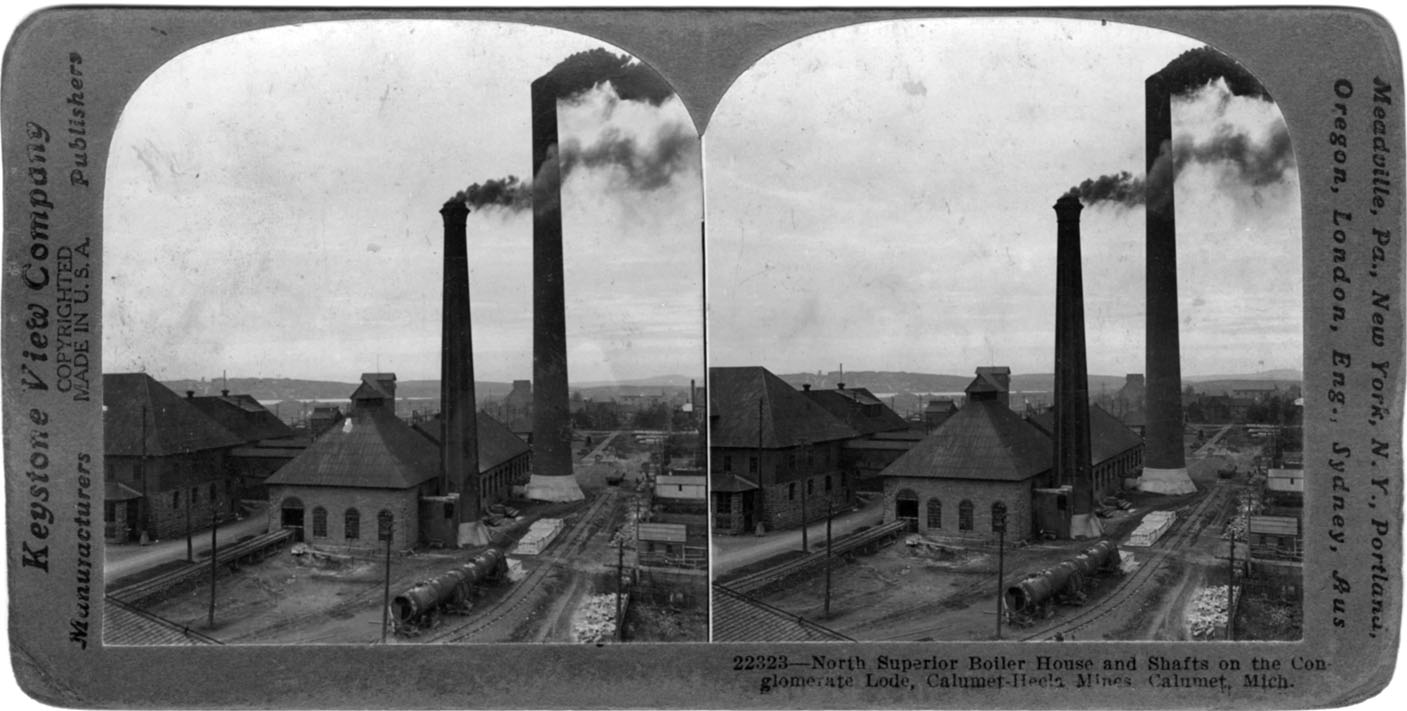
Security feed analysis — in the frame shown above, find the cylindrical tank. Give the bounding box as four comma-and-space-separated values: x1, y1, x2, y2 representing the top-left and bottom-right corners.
390, 548, 507, 627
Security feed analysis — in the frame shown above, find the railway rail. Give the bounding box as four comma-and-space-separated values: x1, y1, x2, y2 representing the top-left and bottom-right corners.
108, 529, 294, 606
422, 488, 621, 643
1018, 480, 1232, 641
724, 520, 907, 595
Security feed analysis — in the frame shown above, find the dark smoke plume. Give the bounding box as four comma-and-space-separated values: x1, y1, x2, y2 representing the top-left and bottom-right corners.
452, 122, 697, 211
542, 48, 674, 105
1063, 171, 1144, 204
560, 122, 696, 192
1156, 46, 1270, 101
1066, 46, 1288, 206
451, 176, 532, 212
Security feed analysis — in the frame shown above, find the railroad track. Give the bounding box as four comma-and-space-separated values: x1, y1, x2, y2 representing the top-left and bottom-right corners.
108, 529, 294, 606
423, 489, 620, 643
724, 521, 907, 595
1018, 481, 1232, 641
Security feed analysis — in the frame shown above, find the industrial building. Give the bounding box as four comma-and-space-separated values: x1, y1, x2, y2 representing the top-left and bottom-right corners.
708, 366, 861, 534
264, 374, 440, 550
102, 373, 247, 543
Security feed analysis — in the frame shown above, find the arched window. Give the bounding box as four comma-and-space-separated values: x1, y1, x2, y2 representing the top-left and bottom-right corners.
958, 500, 974, 531
926, 498, 942, 529
377, 510, 394, 542
991, 501, 1008, 532
345, 508, 361, 540
312, 507, 328, 538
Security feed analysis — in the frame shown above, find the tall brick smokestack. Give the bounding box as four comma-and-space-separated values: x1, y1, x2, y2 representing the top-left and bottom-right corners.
1141, 70, 1198, 496
1053, 196, 1102, 539
526, 73, 585, 502
440, 200, 490, 545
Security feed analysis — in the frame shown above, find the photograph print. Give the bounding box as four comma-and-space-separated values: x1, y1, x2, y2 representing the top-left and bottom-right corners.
98, 19, 706, 646
705, 17, 1304, 645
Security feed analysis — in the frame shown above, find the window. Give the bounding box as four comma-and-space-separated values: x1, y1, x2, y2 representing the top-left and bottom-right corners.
991, 502, 1008, 533
788, 483, 796, 500
748, 457, 758, 474
345, 508, 361, 540
926, 498, 942, 529
825, 475, 832, 492
191, 486, 199, 505
723, 456, 732, 472
172, 490, 180, 509
312, 507, 328, 537
210, 482, 218, 501
959, 500, 974, 531
807, 479, 814, 495
716, 495, 732, 514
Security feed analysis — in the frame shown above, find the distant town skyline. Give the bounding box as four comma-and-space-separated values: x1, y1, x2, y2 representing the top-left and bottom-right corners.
706, 18, 1303, 379
102, 21, 702, 384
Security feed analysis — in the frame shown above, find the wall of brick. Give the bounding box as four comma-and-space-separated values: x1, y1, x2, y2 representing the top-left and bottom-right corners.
882, 477, 1035, 543
267, 485, 419, 554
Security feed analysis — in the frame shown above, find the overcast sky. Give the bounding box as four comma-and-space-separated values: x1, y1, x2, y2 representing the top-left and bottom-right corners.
706, 18, 1302, 378
103, 20, 702, 384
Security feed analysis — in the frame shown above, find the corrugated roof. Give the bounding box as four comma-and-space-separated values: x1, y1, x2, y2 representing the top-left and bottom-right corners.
414, 411, 531, 473
880, 399, 1051, 482
103, 374, 244, 457
711, 584, 852, 642
1027, 403, 1143, 465
708, 367, 858, 449
104, 598, 220, 646
187, 394, 296, 443
265, 406, 439, 490
801, 387, 910, 436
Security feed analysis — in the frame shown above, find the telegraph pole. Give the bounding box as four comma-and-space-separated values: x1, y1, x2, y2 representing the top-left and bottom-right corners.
994, 507, 1007, 639
824, 500, 834, 617
207, 499, 218, 628
615, 538, 626, 642
381, 514, 393, 643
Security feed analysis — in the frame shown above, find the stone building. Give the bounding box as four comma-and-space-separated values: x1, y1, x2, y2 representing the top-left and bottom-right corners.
708, 366, 859, 535
102, 373, 244, 543
264, 374, 438, 552
878, 368, 1052, 542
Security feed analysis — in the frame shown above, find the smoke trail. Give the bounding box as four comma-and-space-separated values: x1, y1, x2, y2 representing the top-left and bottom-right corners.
450, 48, 688, 209
1157, 46, 1269, 101
542, 47, 674, 105
560, 121, 697, 192
1066, 47, 1289, 206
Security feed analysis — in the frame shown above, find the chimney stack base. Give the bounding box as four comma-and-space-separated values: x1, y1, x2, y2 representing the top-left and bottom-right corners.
457, 521, 493, 548
1138, 467, 1197, 495
527, 474, 585, 502
1069, 513, 1105, 540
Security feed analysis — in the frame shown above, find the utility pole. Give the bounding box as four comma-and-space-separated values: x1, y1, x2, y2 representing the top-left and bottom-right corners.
381, 514, 393, 643
185, 490, 193, 562
615, 538, 626, 642
824, 500, 833, 618
1227, 530, 1237, 641
994, 506, 1007, 640
207, 499, 218, 629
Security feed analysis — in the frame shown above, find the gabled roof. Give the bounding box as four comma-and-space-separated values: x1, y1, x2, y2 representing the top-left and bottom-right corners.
103, 373, 244, 457
266, 406, 439, 490
880, 399, 1051, 482
708, 367, 858, 449
710, 471, 759, 493
414, 411, 531, 473
351, 373, 397, 402
187, 393, 296, 443
965, 366, 1011, 396
801, 387, 910, 436
1027, 403, 1144, 465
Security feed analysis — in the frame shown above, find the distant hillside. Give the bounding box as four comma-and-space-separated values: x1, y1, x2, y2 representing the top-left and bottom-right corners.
774, 370, 1300, 397
156, 376, 688, 404
160, 377, 513, 403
